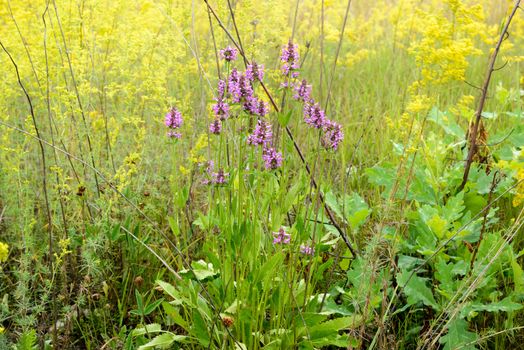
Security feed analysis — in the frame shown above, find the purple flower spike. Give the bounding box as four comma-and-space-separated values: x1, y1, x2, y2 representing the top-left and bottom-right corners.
293, 79, 312, 102
219, 46, 238, 62
246, 62, 264, 82
300, 244, 315, 256
248, 119, 273, 146
167, 130, 181, 139
209, 118, 222, 135
212, 100, 230, 120
217, 79, 227, 99
165, 107, 183, 129
165, 106, 183, 138
211, 169, 229, 184
230, 73, 253, 103
280, 41, 300, 76
321, 120, 344, 151
273, 227, 291, 245
262, 147, 283, 170
303, 102, 325, 129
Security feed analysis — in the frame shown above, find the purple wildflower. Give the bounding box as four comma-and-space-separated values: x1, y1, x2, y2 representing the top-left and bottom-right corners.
219, 46, 238, 62
300, 244, 315, 256
217, 79, 227, 99
209, 118, 222, 135
246, 62, 264, 82
243, 97, 269, 116
303, 102, 325, 129
212, 100, 230, 120
247, 119, 273, 146
280, 41, 300, 76
256, 99, 269, 116
262, 147, 283, 170
167, 130, 181, 139
272, 227, 291, 245
321, 120, 344, 151
293, 79, 312, 102
165, 106, 183, 138
231, 74, 254, 103
165, 107, 183, 129
211, 169, 229, 184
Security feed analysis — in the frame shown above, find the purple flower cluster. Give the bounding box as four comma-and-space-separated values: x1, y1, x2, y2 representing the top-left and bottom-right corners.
209, 118, 222, 135
247, 118, 282, 170
262, 147, 283, 170
281, 41, 300, 77
211, 169, 229, 184
212, 80, 230, 120
303, 102, 326, 129
273, 227, 291, 245
321, 120, 344, 151
165, 106, 183, 139
219, 46, 238, 62
244, 97, 268, 117
300, 244, 315, 256
293, 79, 312, 102
246, 62, 264, 82
202, 161, 229, 185
247, 119, 273, 146
278, 43, 344, 151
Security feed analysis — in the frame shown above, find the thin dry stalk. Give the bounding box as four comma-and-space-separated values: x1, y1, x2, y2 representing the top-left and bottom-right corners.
458, 0, 521, 192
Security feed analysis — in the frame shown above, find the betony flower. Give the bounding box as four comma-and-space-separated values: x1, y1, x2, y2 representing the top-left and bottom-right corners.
167, 130, 181, 139
303, 102, 325, 129
262, 147, 283, 170
272, 227, 291, 245
209, 118, 222, 135
219, 46, 238, 62
231, 74, 253, 103
300, 244, 315, 256
165, 106, 183, 129
243, 97, 269, 116
280, 41, 300, 76
165, 106, 183, 138
246, 62, 264, 82
217, 79, 227, 99
321, 119, 344, 151
212, 100, 230, 120
211, 169, 229, 184
293, 79, 312, 102
247, 119, 273, 146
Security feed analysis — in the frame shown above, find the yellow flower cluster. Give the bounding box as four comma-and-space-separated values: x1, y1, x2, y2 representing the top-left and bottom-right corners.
499, 150, 524, 207
0, 242, 8, 263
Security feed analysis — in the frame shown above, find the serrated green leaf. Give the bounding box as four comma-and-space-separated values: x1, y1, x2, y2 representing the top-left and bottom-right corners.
397, 270, 440, 310
137, 333, 186, 349
439, 319, 477, 350
308, 316, 362, 340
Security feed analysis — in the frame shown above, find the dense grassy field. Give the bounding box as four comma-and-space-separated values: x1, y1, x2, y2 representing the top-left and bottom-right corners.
1, 0, 524, 349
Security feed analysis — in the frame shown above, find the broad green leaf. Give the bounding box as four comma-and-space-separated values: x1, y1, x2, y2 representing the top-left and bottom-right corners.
191, 311, 210, 347
439, 319, 477, 350
397, 270, 440, 311
343, 193, 371, 231
179, 260, 218, 281
137, 333, 186, 350
156, 280, 183, 305
143, 298, 164, 315
131, 324, 162, 337
308, 316, 362, 340
462, 297, 523, 317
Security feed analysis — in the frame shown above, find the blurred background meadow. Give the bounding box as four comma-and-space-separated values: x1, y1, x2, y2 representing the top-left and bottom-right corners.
0, 0, 524, 349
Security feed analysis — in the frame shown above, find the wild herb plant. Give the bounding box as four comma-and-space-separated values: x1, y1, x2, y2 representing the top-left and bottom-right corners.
0, 0, 523, 349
